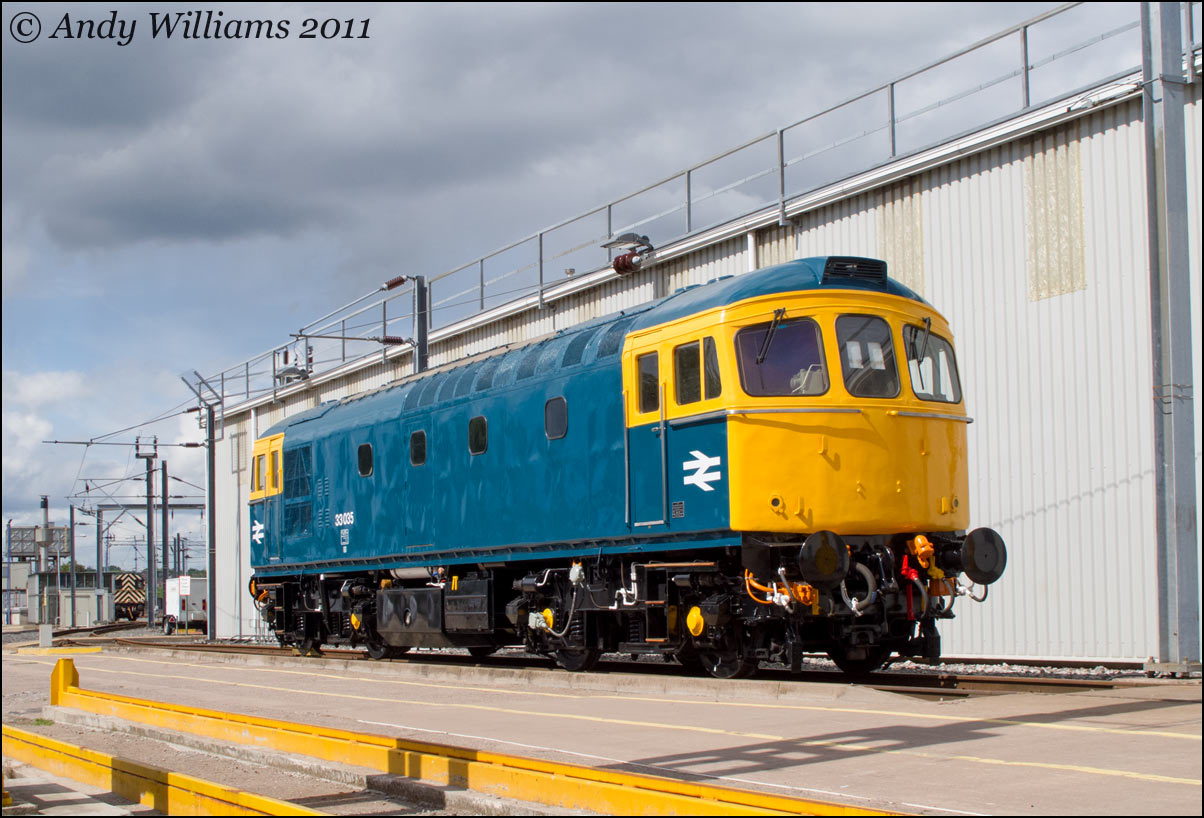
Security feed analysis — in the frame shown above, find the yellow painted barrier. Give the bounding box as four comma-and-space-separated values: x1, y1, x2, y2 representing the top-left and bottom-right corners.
17, 646, 103, 655
46, 658, 894, 816
1, 724, 325, 816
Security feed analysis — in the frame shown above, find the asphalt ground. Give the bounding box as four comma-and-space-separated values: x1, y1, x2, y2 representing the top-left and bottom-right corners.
3, 647, 1200, 816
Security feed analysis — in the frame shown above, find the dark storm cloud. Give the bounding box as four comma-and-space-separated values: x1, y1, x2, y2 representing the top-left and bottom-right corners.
4, 3, 1060, 256
1, 30, 210, 130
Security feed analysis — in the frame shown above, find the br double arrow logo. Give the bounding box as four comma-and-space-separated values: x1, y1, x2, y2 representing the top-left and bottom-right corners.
683, 450, 722, 492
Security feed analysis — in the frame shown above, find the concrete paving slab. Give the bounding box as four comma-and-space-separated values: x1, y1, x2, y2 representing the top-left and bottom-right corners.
4, 648, 1199, 816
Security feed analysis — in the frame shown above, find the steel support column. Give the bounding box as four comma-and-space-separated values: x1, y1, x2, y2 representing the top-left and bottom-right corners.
207, 403, 217, 640
68, 505, 76, 628
161, 462, 169, 591
95, 510, 103, 620
143, 454, 156, 627
1142, 2, 1199, 673
414, 276, 428, 373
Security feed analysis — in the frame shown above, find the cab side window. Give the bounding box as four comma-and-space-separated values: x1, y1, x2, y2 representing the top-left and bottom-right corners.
674, 342, 701, 404
703, 337, 721, 400
637, 353, 659, 414
675, 337, 723, 406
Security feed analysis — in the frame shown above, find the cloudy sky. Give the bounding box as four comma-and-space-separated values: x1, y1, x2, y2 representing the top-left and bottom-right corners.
2, 2, 1070, 561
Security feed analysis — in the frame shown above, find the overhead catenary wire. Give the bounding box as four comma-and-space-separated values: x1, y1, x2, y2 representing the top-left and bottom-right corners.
92, 402, 196, 442
43, 440, 204, 448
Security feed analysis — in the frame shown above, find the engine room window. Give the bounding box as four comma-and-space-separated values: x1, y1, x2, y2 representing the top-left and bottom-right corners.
410, 431, 426, 466
836, 315, 900, 398
904, 325, 963, 403
357, 443, 373, 477
674, 342, 702, 405
545, 397, 568, 440
468, 416, 488, 455
735, 317, 828, 396
637, 353, 659, 414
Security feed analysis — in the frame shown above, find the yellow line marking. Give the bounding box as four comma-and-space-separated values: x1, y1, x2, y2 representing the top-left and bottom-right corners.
22, 656, 1202, 788
72, 652, 1204, 742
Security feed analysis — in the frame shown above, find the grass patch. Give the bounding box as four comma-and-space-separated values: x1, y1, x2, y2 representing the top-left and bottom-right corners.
32, 718, 53, 726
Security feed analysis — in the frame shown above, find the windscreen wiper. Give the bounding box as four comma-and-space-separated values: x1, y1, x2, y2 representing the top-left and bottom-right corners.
914, 316, 932, 390
756, 308, 787, 365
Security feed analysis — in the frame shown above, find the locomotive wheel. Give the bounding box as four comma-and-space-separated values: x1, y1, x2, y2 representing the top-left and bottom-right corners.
299, 637, 323, 658
366, 644, 410, 660
554, 647, 600, 672
365, 636, 410, 660
468, 645, 499, 659
674, 643, 706, 675
827, 644, 889, 675
697, 648, 757, 679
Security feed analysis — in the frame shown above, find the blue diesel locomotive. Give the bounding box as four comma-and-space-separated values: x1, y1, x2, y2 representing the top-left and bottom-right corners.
248, 256, 1006, 676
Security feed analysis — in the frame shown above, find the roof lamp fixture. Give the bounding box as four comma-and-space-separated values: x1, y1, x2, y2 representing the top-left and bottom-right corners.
602, 233, 654, 276
275, 365, 309, 384
602, 232, 653, 252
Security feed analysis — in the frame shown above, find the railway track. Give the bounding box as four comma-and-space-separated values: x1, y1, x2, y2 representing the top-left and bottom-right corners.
101, 637, 1152, 699
4, 621, 147, 650
53, 621, 146, 639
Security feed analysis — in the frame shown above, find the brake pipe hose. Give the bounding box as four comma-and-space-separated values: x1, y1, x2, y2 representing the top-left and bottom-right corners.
743, 571, 776, 605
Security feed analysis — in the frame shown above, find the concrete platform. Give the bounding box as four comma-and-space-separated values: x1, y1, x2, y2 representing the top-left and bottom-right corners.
4, 647, 1200, 815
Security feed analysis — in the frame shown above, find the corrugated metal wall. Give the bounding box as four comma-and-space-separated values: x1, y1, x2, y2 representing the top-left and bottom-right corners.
1188, 78, 1202, 662
212, 83, 1201, 659
787, 94, 1188, 659
935, 98, 1159, 660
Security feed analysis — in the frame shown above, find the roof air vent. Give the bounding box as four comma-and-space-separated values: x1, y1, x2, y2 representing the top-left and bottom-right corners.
822, 256, 888, 285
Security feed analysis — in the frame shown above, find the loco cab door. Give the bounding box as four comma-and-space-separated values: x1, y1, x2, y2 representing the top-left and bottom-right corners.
249, 434, 285, 565
625, 333, 732, 535
627, 349, 668, 529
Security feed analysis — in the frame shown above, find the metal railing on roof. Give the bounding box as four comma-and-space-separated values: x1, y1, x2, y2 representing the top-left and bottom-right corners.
193, 1, 1200, 416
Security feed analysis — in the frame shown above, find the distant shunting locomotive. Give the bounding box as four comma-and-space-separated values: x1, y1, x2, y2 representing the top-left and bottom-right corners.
248, 256, 1006, 677
113, 572, 146, 621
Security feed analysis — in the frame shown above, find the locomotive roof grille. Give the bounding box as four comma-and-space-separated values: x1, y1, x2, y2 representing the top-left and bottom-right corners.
562, 325, 602, 367
475, 357, 502, 390
516, 344, 545, 380
822, 256, 888, 286
597, 316, 637, 357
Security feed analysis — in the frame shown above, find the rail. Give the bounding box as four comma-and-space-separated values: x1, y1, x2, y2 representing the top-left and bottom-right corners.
103, 639, 1159, 697
188, 2, 1200, 415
